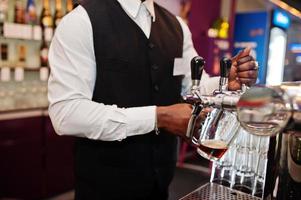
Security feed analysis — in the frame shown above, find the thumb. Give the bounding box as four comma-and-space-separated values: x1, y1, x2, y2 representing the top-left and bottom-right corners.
232, 47, 252, 62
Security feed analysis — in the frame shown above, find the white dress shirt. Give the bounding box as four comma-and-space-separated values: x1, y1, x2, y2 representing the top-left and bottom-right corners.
48, 0, 219, 141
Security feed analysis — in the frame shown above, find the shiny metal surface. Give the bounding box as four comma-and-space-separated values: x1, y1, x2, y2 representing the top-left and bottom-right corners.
180, 183, 261, 200
236, 83, 301, 136
237, 87, 291, 137
184, 92, 240, 110
184, 80, 301, 199
278, 82, 301, 124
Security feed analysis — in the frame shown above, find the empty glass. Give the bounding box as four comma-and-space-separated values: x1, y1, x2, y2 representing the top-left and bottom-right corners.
228, 128, 269, 197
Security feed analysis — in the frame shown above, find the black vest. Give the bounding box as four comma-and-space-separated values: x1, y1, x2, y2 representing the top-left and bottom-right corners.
75, 0, 183, 198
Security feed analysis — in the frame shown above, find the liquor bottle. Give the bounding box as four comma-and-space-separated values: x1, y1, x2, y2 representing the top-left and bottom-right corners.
284, 133, 301, 199
40, 0, 53, 41
0, 43, 8, 67
274, 132, 301, 200
15, 44, 25, 81
17, 44, 26, 67
25, 0, 37, 25
66, 0, 74, 13
0, 0, 8, 35
39, 36, 49, 81
54, 0, 63, 28
14, 0, 25, 24
40, 37, 49, 67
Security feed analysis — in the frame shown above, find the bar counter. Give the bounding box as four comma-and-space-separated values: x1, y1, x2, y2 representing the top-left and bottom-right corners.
0, 107, 75, 199
180, 183, 261, 200
0, 107, 48, 121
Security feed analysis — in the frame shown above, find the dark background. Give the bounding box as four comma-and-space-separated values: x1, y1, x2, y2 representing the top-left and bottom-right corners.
282, 0, 301, 11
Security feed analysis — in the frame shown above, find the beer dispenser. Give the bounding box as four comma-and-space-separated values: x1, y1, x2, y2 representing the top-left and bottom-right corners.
181, 57, 301, 200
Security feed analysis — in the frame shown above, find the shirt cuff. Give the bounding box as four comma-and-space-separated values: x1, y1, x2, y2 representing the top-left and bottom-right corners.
124, 106, 156, 137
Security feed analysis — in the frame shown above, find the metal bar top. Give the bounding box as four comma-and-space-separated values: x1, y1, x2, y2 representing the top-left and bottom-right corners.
180, 183, 261, 200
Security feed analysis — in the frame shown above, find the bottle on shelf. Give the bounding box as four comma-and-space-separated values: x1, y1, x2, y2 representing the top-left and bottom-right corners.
25, 0, 38, 25
0, 66, 10, 82
54, 0, 64, 28
15, 44, 25, 82
0, 0, 8, 36
17, 44, 26, 67
40, 33, 49, 81
66, 0, 74, 13
40, 0, 53, 41
0, 42, 8, 67
40, 37, 48, 68
14, 0, 26, 24
0, 43, 10, 82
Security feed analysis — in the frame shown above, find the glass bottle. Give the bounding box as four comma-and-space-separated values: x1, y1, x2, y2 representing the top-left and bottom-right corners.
0, 0, 8, 35
40, 0, 53, 41
25, 0, 37, 25
14, 0, 25, 24
54, 0, 63, 28
40, 37, 48, 67
66, 0, 73, 13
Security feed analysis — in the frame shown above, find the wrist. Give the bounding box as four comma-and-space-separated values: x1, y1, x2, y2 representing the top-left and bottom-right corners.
156, 106, 167, 129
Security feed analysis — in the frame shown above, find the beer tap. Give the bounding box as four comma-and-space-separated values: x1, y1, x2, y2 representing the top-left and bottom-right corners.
201, 58, 234, 147
209, 57, 233, 124
185, 56, 205, 141
188, 56, 205, 98
184, 57, 240, 110
185, 56, 237, 144
218, 57, 232, 93
203, 58, 239, 109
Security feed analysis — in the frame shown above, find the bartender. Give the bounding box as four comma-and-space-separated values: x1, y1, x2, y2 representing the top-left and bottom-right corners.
48, 0, 258, 199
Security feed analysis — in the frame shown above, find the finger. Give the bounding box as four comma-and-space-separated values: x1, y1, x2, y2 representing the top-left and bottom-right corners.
237, 78, 257, 86
232, 47, 252, 62
237, 70, 258, 79
192, 117, 202, 138
237, 61, 258, 72
199, 111, 207, 121
237, 55, 254, 66
202, 107, 212, 113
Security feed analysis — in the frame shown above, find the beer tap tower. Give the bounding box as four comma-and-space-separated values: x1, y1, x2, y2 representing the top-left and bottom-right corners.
181, 57, 301, 200
185, 56, 205, 142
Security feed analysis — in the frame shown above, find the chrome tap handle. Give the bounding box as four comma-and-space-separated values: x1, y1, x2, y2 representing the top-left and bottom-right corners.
186, 103, 203, 143
185, 56, 205, 141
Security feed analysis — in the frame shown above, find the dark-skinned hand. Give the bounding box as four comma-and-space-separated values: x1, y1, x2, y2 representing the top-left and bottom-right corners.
228, 47, 258, 91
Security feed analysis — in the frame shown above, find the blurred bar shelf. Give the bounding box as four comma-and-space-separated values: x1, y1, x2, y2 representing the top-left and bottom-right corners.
0, 77, 48, 113
2, 22, 43, 41
0, 108, 48, 121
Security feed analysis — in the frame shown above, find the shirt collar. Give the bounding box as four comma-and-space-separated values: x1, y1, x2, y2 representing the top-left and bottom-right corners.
117, 0, 156, 22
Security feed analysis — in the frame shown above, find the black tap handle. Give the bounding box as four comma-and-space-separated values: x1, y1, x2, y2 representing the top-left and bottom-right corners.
191, 56, 205, 81
220, 57, 232, 78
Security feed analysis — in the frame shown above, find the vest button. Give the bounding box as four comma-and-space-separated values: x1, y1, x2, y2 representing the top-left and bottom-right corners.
154, 85, 159, 91
151, 65, 159, 70
149, 42, 155, 49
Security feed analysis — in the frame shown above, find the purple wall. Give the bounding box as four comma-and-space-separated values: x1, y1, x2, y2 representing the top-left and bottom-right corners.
189, 0, 221, 62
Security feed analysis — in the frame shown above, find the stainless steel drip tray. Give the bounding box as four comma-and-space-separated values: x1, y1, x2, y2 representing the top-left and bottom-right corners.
179, 183, 261, 200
